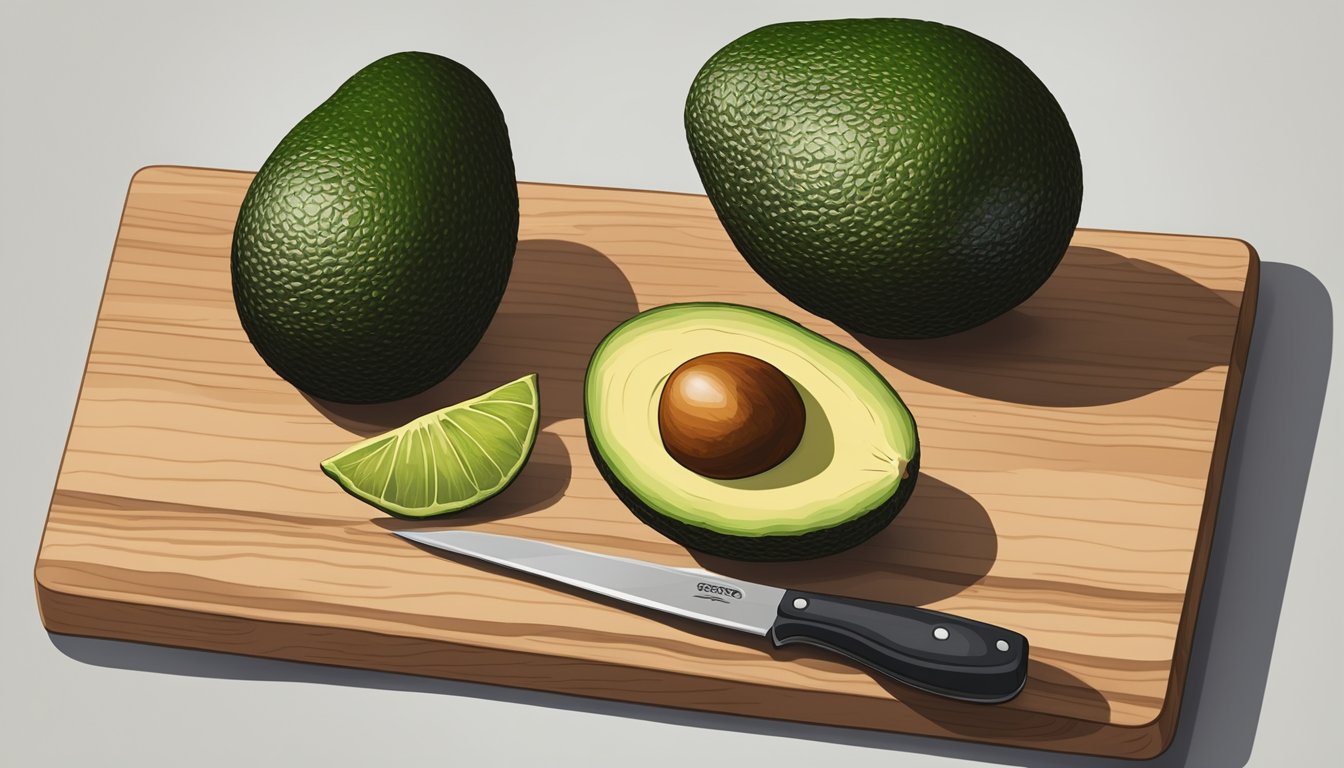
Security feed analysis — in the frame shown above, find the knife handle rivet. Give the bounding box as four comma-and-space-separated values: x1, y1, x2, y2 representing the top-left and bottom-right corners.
996, 639, 1010, 652
932, 626, 950, 641
792, 597, 809, 610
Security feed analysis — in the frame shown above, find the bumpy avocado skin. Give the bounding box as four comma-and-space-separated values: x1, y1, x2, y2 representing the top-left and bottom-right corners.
232, 52, 518, 403
685, 19, 1083, 338
590, 434, 920, 561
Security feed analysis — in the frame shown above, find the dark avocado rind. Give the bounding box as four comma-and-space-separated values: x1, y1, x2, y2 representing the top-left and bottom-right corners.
590, 432, 920, 561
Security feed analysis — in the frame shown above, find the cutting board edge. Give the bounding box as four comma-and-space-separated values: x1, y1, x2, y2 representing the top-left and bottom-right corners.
1149, 239, 1260, 751
33, 578, 1173, 760
30, 161, 149, 626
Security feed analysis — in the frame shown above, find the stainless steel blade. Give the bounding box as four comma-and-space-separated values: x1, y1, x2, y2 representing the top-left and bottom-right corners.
394, 530, 783, 635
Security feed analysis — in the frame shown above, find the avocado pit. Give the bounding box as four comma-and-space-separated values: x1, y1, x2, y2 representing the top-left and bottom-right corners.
657, 352, 806, 480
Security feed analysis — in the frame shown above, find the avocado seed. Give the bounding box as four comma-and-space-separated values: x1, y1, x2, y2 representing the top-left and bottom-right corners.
658, 352, 806, 479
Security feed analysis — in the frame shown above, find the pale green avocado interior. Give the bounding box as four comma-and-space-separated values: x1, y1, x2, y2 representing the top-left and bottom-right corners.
584, 303, 917, 537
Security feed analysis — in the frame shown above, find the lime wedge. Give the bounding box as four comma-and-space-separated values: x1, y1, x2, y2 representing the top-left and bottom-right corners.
321, 374, 540, 518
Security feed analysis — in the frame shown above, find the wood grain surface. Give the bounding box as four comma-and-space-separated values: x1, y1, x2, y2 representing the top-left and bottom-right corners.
35, 166, 1258, 759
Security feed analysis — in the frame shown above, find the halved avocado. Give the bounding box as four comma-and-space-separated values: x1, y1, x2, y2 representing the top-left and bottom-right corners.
584, 303, 920, 561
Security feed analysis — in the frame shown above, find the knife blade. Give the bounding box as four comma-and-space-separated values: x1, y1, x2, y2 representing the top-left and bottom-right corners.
394, 529, 1028, 703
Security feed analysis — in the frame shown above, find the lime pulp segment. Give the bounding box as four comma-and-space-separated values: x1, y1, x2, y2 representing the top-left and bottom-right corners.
321, 374, 540, 517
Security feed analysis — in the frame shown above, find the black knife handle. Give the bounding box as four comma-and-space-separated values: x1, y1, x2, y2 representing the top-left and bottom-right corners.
771, 590, 1028, 703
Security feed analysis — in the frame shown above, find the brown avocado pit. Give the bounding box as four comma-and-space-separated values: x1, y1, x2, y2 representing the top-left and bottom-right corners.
657, 352, 806, 479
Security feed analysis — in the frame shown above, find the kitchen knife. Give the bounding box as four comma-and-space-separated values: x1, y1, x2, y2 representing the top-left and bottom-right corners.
393, 530, 1028, 703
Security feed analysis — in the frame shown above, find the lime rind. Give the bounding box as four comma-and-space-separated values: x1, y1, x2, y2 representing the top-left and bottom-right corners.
321, 373, 540, 517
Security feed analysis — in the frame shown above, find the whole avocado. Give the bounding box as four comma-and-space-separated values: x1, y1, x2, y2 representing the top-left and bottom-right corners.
685, 19, 1083, 338
232, 52, 517, 403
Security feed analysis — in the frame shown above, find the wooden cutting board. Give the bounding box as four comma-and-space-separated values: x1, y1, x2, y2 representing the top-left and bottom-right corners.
35, 165, 1257, 759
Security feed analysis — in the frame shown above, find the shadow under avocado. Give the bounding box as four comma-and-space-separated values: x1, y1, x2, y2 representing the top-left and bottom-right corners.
306, 239, 640, 434
692, 474, 997, 607
855, 247, 1243, 407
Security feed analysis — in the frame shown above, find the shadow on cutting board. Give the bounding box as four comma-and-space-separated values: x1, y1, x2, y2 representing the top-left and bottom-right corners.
50, 263, 1330, 767
691, 474, 997, 607
856, 247, 1241, 407
305, 238, 639, 434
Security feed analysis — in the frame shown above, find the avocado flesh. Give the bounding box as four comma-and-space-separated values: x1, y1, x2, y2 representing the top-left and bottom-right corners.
585, 303, 919, 560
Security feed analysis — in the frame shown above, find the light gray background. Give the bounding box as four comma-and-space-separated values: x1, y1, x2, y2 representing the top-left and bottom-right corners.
2, 1, 1339, 765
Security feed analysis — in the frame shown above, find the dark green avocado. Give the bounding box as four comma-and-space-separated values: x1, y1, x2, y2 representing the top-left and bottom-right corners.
685, 19, 1083, 338
232, 52, 518, 403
